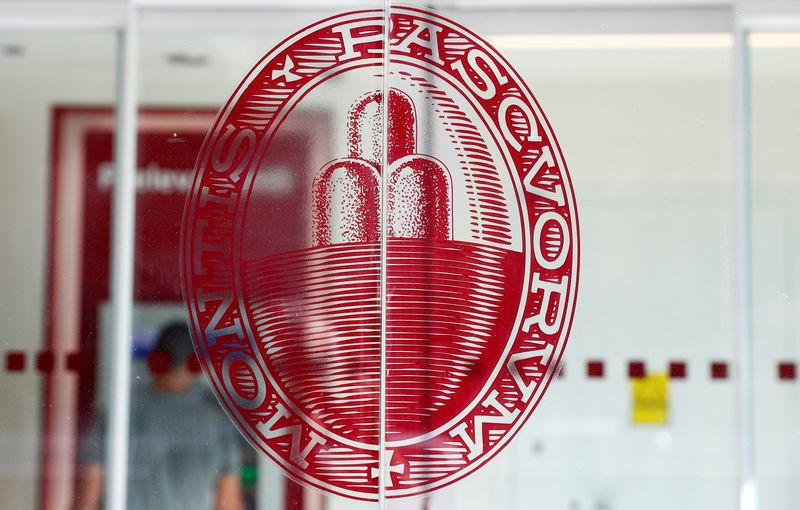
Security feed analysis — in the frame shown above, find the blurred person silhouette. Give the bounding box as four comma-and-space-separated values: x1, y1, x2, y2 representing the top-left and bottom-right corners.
73, 321, 244, 510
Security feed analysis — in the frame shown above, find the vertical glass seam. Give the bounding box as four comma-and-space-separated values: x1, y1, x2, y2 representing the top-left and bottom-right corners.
105, 3, 138, 509
733, 21, 757, 510
378, 0, 391, 507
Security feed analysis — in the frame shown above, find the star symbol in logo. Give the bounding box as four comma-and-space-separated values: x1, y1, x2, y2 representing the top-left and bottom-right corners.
271, 55, 302, 84
370, 450, 406, 487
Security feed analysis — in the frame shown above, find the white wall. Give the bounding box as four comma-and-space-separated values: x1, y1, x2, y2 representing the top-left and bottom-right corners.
751, 46, 800, 510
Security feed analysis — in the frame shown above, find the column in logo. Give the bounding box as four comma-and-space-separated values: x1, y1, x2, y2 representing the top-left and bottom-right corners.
347, 88, 415, 168
388, 154, 451, 240
312, 158, 379, 246
312, 87, 452, 244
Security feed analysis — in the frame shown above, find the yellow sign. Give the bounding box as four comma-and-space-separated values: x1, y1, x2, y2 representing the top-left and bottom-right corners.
631, 373, 669, 425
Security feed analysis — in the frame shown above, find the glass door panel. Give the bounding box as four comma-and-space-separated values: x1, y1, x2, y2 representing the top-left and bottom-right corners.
123, 5, 385, 510
751, 30, 800, 510
0, 31, 118, 510
385, 3, 736, 509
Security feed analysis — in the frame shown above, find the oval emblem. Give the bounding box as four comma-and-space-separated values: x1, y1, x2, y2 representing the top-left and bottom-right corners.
182, 6, 579, 500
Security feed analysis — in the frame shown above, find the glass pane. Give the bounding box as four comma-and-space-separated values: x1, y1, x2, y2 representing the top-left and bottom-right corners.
0, 32, 118, 510
98, 5, 384, 510
751, 31, 800, 510
19, 7, 800, 510
383, 5, 578, 503
386, 3, 735, 509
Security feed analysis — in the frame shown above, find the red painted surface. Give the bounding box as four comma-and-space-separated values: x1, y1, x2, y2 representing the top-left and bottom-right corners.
65, 351, 84, 372
9, 352, 800, 382
36, 351, 55, 374
669, 361, 687, 380
778, 362, 796, 381
711, 361, 729, 380
587, 360, 604, 379
628, 360, 646, 379
44, 105, 320, 510
6, 351, 26, 372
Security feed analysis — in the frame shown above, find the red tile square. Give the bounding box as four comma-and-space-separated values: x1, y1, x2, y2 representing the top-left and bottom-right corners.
778, 362, 796, 381
587, 360, 604, 378
628, 360, 645, 379
36, 351, 55, 373
5, 351, 26, 372
66, 351, 84, 372
711, 361, 728, 380
669, 361, 687, 379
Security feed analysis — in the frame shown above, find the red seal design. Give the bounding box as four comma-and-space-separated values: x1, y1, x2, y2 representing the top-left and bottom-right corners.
182, 7, 579, 500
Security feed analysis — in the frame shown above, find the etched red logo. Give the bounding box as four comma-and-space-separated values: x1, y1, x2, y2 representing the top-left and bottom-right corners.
182, 7, 579, 500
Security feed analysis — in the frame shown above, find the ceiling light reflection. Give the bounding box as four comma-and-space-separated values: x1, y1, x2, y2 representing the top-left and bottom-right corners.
488, 32, 800, 50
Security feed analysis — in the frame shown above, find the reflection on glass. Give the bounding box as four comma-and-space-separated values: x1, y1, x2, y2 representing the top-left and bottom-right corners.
0, 32, 116, 510
74, 322, 243, 510
139, 8, 383, 510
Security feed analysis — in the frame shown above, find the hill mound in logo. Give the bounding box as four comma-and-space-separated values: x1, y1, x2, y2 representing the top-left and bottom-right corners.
182, 6, 579, 501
